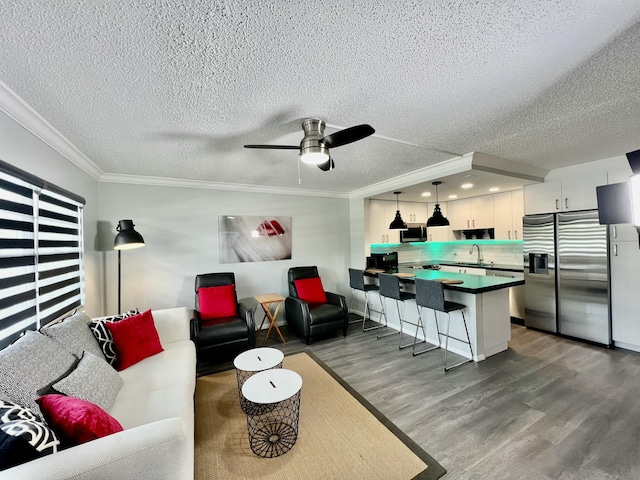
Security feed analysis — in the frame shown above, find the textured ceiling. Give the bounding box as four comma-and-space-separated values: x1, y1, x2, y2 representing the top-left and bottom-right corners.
2, 1, 640, 196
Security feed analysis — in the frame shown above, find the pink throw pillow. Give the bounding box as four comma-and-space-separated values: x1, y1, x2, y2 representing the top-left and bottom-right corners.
36, 394, 123, 446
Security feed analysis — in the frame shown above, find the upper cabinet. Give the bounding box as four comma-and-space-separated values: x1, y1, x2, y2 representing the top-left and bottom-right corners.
399, 201, 428, 223
426, 202, 450, 241
447, 195, 495, 230
493, 190, 524, 240
368, 200, 400, 244
524, 173, 607, 215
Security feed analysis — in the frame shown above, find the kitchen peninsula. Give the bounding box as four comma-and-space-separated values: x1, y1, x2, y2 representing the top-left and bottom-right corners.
365, 267, 524, 362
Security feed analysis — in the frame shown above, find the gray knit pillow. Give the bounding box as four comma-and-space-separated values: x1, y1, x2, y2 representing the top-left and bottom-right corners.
43, 310, 104, 359
0, 331, 77, 416
52, 351, 123, 412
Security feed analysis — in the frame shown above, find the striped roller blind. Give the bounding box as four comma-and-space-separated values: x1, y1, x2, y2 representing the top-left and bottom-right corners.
0, 163, 85, 349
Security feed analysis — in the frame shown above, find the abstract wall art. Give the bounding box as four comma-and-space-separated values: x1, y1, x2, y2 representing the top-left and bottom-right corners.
219, 215, 292, 263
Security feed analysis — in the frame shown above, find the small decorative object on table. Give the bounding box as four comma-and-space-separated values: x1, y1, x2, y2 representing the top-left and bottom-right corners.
233, 347, 284, 414
242, 368, 303, 458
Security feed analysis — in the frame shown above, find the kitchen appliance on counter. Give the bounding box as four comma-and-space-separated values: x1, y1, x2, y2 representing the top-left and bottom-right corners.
523, 210, 611, 346
400, 224, 427, 243
368, 252, 399, 270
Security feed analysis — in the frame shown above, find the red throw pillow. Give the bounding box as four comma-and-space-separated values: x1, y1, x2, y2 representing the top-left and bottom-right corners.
104, 309, 164, 371
198, 284, 237, 320
294, 277, 327, 303
36, 394, 123, 446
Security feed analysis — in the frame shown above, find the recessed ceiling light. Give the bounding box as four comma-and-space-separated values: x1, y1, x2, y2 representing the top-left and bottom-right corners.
489, 187, 500, 192
461, 183, 473, 189
421, 192, 432, 197
448, 194, 458, 199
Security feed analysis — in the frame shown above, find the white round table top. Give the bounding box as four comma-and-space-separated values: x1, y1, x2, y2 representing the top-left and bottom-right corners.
233, 347, 284, 372
242, 369, 303, 404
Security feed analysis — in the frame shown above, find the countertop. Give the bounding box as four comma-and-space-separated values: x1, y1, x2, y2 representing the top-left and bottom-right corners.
399, 262, 523, 273
366, 267, 524, 294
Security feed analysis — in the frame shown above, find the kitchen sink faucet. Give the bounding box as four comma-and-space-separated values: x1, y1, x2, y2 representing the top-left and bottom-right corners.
470, 244, 483, 264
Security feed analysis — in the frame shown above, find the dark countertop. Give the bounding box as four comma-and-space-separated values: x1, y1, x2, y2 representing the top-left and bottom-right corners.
400, 262, 523, 273
366, 267, 524, 294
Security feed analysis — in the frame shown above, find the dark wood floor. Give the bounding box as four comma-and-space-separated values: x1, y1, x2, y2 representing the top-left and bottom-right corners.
201, 316, 640, 479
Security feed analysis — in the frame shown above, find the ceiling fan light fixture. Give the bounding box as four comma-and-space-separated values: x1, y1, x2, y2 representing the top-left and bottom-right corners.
389, 191, 408, 230
300, 146, 330, 165
426, 181, 450, 228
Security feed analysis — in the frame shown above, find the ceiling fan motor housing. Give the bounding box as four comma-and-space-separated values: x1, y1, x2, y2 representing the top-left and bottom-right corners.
299, 118, 330, 163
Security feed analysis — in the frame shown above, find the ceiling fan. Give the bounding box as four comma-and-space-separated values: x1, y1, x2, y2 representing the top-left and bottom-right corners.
244, 118, 375, 171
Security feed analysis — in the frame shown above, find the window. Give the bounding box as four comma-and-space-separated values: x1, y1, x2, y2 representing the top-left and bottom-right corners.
0, 161, 85, 349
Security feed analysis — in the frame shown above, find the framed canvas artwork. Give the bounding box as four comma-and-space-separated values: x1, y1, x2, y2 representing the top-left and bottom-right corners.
219, 215, 292, 263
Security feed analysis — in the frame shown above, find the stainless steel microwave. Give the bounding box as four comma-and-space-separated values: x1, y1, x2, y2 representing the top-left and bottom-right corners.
400, 224, 427, 242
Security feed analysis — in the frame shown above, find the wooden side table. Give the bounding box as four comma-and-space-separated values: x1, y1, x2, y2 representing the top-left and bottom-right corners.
254, 293, 286, 345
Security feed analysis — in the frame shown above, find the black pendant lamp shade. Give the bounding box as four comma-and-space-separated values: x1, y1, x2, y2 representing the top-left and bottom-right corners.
426, 181, 450, 227
114, 220, 145, 250
389, 191, 408, 230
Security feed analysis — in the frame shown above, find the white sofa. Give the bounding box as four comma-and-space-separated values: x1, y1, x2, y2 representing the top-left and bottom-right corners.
0, 307, 196, 480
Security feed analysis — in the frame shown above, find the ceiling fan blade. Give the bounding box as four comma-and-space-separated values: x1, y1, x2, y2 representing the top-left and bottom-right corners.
317, 158, 335, 171
321, 124, 375, 148
244, 144, 299, 150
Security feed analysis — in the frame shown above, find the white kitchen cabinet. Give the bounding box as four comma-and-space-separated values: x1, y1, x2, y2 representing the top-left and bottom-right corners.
439, 265, 486, 275
426, 202, 450, 241
609, 223, 639, 244
524, 174, 607, 215
493, 190, 524, 240
448, 195, 494, 230
610, 239, 640, 350
400, 201, 428, 223
368, 200, 400, 244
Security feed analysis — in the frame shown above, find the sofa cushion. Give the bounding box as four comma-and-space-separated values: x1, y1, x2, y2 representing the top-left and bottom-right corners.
294, 276, 328, 303
198, 285, 237, 320
43, 310, 104, 359
0, 331, 77, 416
89, 309, 140, 366
0, 399, 60, 471
105, 310, 164, 371
52, 352, 123, 412
36, 394, 123, 446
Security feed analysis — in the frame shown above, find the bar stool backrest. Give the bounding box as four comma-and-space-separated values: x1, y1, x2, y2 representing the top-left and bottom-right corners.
378, 273, 401, 300
415, 278, 446, 311
348, 268, 366, 290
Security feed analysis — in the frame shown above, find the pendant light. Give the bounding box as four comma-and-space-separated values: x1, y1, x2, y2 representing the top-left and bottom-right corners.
389, 191, 408, 230
426, 181, 450, 227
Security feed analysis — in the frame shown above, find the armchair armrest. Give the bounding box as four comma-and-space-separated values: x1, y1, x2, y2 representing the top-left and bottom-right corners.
189, 310, 200, 347
285, 296, 311, 337
325, 291, 348, 326
238, 302, 256, 348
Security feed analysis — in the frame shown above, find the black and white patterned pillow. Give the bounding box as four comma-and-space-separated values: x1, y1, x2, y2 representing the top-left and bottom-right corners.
0, 400, 60, 471
89, 309, 139, 366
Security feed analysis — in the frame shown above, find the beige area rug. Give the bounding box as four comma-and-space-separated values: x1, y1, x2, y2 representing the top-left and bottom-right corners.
194, 351, 446, 480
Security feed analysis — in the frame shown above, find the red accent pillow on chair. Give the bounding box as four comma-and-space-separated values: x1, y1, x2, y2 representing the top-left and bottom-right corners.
198, 284, 237, 320
294, 277, 327, 303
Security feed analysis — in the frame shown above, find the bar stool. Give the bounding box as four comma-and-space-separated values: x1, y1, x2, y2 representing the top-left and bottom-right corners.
412, 278, 443, 357
414, 278, 473, 371
377, 273, 419, 349
348, 268, 381, 331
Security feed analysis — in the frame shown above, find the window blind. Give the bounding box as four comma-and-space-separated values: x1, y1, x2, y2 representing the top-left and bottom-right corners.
0, 162, 85, 349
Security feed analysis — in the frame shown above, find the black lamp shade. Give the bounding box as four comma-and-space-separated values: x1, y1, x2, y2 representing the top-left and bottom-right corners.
389, 210, 408, 230
114, 220, 145, 250
426, 204, 450, 227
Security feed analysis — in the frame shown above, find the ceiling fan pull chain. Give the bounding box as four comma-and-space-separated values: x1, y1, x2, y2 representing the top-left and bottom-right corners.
297, 156, 301, 184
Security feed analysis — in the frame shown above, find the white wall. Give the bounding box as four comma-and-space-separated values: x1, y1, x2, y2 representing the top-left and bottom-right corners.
98, 182, 351, 320
0, 111, 102, 316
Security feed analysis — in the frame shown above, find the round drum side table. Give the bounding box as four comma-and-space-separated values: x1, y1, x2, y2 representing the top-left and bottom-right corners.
241, 368, 303, 458
233, 347, 284, 414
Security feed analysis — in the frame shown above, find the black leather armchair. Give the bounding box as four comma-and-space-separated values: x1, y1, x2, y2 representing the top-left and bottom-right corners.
285, 266, 348, 344
190, 272, 255, 367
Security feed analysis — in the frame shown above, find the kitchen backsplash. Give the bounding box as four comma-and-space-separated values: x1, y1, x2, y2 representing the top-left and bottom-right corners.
370, 240, 523, 267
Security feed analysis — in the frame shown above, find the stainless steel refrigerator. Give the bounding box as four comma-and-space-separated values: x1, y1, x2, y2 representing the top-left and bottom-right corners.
523, 210, 611, 346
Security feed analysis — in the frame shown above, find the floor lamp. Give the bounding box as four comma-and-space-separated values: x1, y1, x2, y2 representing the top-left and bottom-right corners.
114, 219, 145, 312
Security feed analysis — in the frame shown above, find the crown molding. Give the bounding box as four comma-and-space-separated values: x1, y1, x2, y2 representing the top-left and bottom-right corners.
99, 173, 349, 198
0, 81, 104, 180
